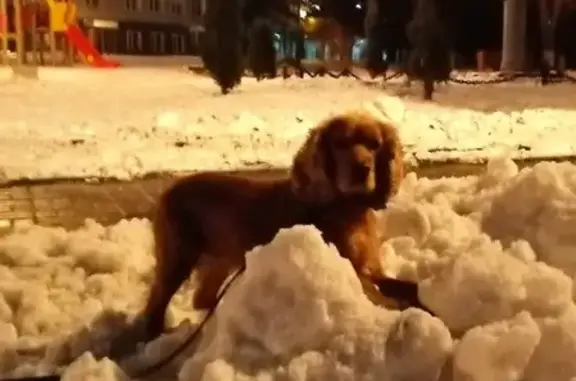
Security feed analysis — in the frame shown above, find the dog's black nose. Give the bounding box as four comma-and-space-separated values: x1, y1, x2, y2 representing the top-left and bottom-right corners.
353, 163, 371, 182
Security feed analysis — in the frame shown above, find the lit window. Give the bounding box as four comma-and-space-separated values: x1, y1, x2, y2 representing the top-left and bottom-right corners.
85, 0, 99, 8
170, 1, 183, 14
150, 0, 161, 12
191, 0, 203, 16
125, 0, 142, 11
171, 33, 187, 54
126, 30, 143, 52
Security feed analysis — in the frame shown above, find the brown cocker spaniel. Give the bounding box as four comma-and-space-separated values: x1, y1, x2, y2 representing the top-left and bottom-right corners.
290, 110, 422, 308
291, 110, 404, 209
141, 110, 426, 341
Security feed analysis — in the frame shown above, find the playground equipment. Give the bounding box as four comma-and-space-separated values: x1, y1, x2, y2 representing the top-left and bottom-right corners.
0, 0, 120, 67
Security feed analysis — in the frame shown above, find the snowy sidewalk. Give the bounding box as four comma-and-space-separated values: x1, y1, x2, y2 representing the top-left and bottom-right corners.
2, 156, 576, 233
1, 69, 576, 183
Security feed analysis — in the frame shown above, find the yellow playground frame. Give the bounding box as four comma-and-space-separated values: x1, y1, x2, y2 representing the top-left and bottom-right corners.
0, 0, 119, 67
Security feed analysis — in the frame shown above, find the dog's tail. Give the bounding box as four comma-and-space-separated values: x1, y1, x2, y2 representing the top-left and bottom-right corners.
152, 190, 206, 271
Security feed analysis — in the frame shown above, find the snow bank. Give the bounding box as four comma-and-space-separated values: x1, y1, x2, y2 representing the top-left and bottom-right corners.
105, 54, 202, 68
1, 158, 576, 380
1, 69, 576, 182
178, 226, 451, 381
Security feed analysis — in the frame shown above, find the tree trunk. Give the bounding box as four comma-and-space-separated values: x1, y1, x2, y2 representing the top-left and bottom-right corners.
341, 35, 354, 67
500, 0, 527, 72
334, 24, 354, 68
423, 78, 434, 100
540, 0, 565, 70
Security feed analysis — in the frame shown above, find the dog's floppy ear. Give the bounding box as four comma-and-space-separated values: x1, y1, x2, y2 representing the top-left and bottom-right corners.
369, 120, 404, 209
290, 125, 337, 204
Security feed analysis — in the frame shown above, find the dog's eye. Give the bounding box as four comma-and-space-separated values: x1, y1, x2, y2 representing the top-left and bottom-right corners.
333, 138, 351, 149
361, 137, 380, 151
381, 149, 396, 162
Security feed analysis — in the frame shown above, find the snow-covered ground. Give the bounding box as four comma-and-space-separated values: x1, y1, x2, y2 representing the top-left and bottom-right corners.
1, 158, 576, 381
0, 64, 575, 183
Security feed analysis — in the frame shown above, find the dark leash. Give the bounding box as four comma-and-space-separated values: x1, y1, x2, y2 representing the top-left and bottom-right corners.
0, 267, 246, 381
129, 266, 433, 377
376, 277, 434, 316
130, 262, 434, 378
129, 266, 246, 378
0, 263, 432, 381
0, 377, 60, 381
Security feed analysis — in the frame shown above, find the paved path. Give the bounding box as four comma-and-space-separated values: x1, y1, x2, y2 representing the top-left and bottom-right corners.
0, 177, 169, 235
0, 169, 288, 234
0, 156, 574, 234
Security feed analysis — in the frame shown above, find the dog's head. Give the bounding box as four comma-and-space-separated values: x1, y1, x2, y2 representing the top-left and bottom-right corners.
291, 110, 404, 208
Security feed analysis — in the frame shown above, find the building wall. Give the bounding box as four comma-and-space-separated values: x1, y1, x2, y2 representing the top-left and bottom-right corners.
76, 0, 204, 27
76, 0, 206, 55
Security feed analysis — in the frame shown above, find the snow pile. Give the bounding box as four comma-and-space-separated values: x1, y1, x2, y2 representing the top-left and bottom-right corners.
178, 226, 451, 381
1, 158, 576, 380
0, 219, 201, 379
1, 70, 576, 182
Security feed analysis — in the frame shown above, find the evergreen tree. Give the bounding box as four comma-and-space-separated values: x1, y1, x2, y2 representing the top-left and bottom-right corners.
364, 0, 388, 78
201, 0, 244, 94
248, 19, 277, 80
405, 0, 452, 100
294, 30, 306, 78
553, 2, 571, 75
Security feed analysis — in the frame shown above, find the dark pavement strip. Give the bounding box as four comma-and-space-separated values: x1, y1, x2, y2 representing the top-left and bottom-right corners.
0, 155, 575, 234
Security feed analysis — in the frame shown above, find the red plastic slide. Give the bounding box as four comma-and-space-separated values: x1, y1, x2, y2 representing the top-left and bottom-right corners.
65, 25, 121, 68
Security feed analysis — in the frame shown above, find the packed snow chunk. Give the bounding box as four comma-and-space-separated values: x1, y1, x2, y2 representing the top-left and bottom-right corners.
61, 352, 129, 381
419, 238, 573, 332
477, 156, 519, 189
453, 311, 541, 381
0, 292, 14, 321
103, 218, 155, 275
524, 305, 576, 381
378, 200, 485, 280
378, 201, 432, 246
382, 308, 453, 381
0, 321, 17, 346
179, 225, 452, 381
397, 158, 520, 217
0, 225, 68, 266
67, 218, 154, 275
15, 285, 64, 336
482, 161, 576, 278
67, 237, 126, 274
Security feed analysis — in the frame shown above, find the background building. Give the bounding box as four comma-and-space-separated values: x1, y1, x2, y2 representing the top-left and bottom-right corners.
76, 0, 205, 55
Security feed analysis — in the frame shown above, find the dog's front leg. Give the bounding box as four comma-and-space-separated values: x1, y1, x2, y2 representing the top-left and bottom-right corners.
339, 213, 433, 314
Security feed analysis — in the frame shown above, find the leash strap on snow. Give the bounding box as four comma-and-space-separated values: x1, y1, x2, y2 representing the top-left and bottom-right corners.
0, 377, 60, 381
0, 267, 245, 381
130, 266, 246, 379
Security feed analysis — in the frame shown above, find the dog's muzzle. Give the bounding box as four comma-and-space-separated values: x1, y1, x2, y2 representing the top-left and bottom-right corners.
352, 163, 372, 183
350, 161, 376, 192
